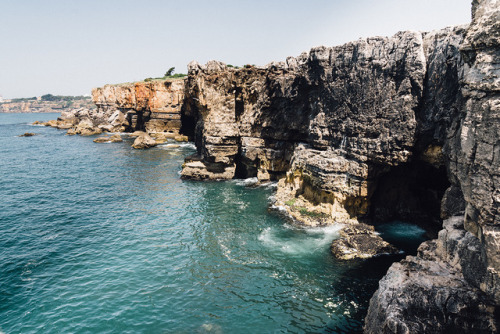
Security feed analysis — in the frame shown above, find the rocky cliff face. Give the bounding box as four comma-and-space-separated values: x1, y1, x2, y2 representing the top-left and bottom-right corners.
180, 30, 455, 247
91, 79, 185, 133
179, 0, 499, 331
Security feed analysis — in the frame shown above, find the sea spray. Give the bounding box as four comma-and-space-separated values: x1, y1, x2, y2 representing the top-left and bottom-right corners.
258, 223, 343, 255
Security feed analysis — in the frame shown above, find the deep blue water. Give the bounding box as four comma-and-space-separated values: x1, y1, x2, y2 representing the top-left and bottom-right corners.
0, 113, 425, 333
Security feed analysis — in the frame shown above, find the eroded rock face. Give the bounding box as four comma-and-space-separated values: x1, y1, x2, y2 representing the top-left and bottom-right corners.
39, 0, 497, 329
182, 31, 425, 183
445, 0, 500, 303
91, 79, 185, 134
365, 0, 500, 331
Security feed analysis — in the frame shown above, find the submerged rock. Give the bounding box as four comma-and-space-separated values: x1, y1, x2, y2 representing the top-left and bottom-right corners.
93, 134, 123, 143
19, 132, 36, 137
132, 133, 157, 149
93, 136, 110, 143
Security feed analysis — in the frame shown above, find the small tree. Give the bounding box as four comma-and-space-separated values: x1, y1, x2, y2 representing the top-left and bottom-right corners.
165, 67, 175, 77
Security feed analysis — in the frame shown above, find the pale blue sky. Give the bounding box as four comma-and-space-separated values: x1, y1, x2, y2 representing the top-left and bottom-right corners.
0, 0, 472, 98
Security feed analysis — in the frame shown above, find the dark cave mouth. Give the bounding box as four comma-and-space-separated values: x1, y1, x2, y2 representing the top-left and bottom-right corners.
369, 160, 451, 238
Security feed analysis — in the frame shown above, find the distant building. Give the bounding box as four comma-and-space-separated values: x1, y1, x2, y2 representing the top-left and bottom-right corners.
0, 95, 4, 102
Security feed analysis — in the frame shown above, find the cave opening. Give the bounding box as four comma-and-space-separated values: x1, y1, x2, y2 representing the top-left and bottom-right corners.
180, 114, 197, 139
234, 153, 258, 179
369, 160, 450, 238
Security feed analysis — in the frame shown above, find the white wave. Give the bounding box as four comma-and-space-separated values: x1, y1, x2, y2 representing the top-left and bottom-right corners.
158, 142, 196, 150
232, 177, 259, 187
174, 142, 196, 149
269, 204, 287, 213
258, 224, 343, 254
263, 181, 278, 189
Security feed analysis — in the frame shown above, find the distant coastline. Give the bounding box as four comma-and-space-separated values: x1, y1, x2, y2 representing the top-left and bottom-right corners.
0, 94, 94, 113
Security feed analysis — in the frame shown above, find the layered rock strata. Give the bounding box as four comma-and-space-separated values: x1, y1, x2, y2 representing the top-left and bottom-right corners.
44, 79, 186, 136
91, 79, 185, 134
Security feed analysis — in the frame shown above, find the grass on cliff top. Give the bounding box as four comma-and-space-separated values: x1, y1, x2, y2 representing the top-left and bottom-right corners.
110, 76, 186, 87
144, 73, 187, 82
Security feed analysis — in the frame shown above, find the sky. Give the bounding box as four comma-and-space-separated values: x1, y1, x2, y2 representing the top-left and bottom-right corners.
0, 0, 472, 99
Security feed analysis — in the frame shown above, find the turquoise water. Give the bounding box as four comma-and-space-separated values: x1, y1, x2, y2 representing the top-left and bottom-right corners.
0, 113, 418, 333
376, 222, 427, 255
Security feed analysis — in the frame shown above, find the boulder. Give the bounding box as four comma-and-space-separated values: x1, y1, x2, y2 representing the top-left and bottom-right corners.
132, 133, 157, 149
75, 119, 102, 136
129, 131, 146, 138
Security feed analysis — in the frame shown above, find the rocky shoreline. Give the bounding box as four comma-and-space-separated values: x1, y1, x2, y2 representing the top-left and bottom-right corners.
40, 0, 499, 331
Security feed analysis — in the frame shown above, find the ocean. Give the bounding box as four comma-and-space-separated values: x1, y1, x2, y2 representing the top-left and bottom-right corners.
0, 113, 426, 333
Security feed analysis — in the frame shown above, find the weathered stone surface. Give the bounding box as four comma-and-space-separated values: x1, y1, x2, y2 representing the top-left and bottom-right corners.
174, 134, 189, 142
443, 0, 500, 304
93, 134, 123, 143
43, 79, 186, 138
132, 133, 157, 149
38, 0, 498, 329
181, 156, 236, 180
182, 31, 425, 183
66, 128, 77, 136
